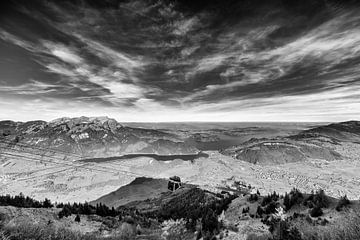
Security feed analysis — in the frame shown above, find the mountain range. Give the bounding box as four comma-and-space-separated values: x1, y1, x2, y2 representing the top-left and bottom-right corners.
0, 116, 198, 159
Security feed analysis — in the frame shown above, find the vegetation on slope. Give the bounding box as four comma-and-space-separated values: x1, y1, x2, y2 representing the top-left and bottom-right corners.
1, 184, 360, 240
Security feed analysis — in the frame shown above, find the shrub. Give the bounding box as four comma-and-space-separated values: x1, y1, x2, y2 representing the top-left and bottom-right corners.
256, 206, 264, 218
336, 195, 350, 211
288, 227, 302, 240
242, 206, 250, 214
314, 189, 329, 208
0, 231, 10, 240
116, 223, 136, 240
246, 233, 271, 240
284, 193, 291, 210
58, 205, 72, 218
265, 201, 277, 214
248, 194, 259, 202
3, 223, 82, 240
201, 208, 219, 235
310, 206, 323, 218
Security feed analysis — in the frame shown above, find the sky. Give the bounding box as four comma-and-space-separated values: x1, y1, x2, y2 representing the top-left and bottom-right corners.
0, 0, 359, 122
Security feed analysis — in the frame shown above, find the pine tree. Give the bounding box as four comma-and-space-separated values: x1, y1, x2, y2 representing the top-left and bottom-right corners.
284, 193, 291, 210
43, 198, 53, 208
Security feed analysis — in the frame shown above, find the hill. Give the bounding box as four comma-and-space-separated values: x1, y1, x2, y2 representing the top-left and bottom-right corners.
90, 177, 170, 208
221, 138, 342, 165
1, 187, 360, 240
221, 121, 360, 165
292, 121, 360, 142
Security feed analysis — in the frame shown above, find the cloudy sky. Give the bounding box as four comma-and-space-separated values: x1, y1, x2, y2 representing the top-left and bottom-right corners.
0, 0, 359, 122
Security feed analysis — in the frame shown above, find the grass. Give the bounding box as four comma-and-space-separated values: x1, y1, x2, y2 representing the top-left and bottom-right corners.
295, 210, 360, 240
1, 222, 136, 240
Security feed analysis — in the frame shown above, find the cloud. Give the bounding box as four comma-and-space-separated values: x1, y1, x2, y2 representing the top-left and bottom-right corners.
0, 80, 59, 95
43, 42, 83, 64
182, 10, 360, 103
45, 63, 77, 76
0, 30, 41, 52
74, 35, 145, 71
0, 0, 359, 121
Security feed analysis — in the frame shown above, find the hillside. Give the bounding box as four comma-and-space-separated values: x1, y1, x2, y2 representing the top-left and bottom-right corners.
90, 177, 170, 208
292, 121, 360, 142
1, 187, 360, 240
221, 121, 360, 165
221, 138, 342, 165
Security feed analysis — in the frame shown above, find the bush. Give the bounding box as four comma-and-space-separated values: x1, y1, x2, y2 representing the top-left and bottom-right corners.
265, 201, 277, 214
201, 208, 219, 235
256, 206, 264, 218
248, 194, 259, 202
246, 233, 271, 240
0, 231, 10, 240
305, 189, 329, 209
288, 227, 302, 240
242, 206, 250, 214
3, 223, 82, 240
58, 205, 72, 219
336, 195, 350, 211
116, 223, 136, 240
310, 206, 323, 218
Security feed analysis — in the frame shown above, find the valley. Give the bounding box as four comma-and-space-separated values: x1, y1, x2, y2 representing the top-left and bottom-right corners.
1, 119, 360, 204
1, 118, 360, 239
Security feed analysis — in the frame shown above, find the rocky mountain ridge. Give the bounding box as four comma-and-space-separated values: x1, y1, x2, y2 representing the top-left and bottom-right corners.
0, 116, 198, 159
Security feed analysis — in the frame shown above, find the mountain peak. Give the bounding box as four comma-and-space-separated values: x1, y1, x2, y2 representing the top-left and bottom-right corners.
49, 116, 119, 125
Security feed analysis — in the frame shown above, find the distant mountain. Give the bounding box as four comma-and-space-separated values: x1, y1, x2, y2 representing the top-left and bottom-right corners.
221, 121, 360, 165
0, 117, 198, 159
292, 121, 360, 142
221, 138, 341, 165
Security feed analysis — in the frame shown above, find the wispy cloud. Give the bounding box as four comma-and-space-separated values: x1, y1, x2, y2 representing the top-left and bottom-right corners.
43, 41, 83, 64
0, 80, 59, 95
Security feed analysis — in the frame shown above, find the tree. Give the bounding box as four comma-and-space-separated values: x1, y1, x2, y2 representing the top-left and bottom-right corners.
75, 214, 80, 222
256, 206, 264, 218
314, 189, 329, 208
336, 195, 350, 211
201, 208, 219, 236
265, 201, 277, 214
43, 198, 53, 208
284, 193, 291, 210
58, 205, 72, 219
310, 206, 323, 217
248, 194, 258, 202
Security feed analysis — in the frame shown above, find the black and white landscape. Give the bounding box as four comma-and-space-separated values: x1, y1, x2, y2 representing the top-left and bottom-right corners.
1, 1, 360, 240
